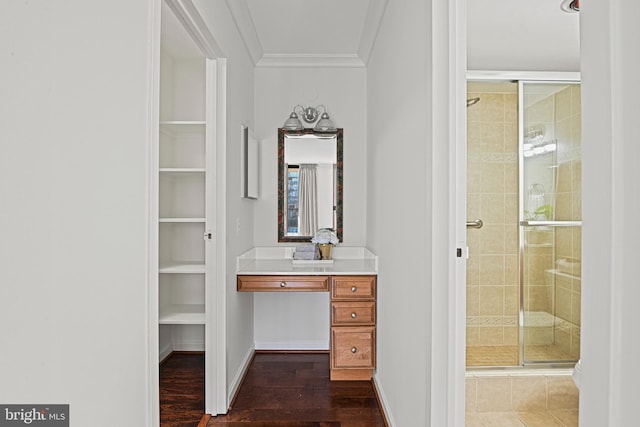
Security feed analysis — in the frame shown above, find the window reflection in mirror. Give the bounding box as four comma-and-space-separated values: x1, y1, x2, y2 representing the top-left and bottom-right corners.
278, 128, 343, 242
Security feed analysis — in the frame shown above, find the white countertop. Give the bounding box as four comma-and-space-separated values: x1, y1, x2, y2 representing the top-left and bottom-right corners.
236, 246, 378, 275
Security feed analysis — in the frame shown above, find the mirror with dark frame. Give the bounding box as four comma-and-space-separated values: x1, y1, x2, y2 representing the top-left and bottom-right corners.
278, 128, 343, 242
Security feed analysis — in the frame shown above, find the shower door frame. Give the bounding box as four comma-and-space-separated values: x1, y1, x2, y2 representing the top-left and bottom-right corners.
467, 70, 581, 369
517, 78, 582, 367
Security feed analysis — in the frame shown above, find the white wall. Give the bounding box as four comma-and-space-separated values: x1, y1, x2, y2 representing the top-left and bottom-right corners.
6, 1, 631, 426
253, 67, 367, 247
251, 66, 367, 349
467, 0, 580, 71
366, 0, 432, 425
0, 1, 154, 426
580, 1, 640, 425
192, 0, 258, 402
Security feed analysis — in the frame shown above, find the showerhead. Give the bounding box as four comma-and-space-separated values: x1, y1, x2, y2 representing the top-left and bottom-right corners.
467, 97, 480, 108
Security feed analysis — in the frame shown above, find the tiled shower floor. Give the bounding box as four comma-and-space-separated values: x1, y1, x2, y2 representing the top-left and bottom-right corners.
467, 345, 576, 367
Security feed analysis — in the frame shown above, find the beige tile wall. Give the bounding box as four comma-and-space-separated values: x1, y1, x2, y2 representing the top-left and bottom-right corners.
467, 84, 581, 362
522, 85, 581, 359
550, 85, 582, 358
467, 85, 519, 348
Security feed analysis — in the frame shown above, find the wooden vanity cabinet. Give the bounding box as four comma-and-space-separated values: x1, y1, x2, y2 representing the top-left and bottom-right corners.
330, 275, 376, 381
237, 275, 329, 292
236, 273, 376, 381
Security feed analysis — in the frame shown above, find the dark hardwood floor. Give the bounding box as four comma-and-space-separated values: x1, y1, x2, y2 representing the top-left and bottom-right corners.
160, 352, 386, 427
160, 352, 205, 427
207, 352, 386, 427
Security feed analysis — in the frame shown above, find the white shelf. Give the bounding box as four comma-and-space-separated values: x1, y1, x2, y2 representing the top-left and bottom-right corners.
157, 43, 208, 357
159, 168, 206, 173
159, 218, 205, 223
160, 120, 206, 125
159, 261, 205, 274
159, 304, 205, 324
160, 121, 206, 134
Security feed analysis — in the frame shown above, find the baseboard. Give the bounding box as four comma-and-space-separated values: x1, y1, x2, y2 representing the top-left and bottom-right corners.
159, 342, 173, 363
227, 346, 255, 410
160, 350, 205, 365
372, 372, 395, 427
172, 339, 205, 352
159, 327, 204, 362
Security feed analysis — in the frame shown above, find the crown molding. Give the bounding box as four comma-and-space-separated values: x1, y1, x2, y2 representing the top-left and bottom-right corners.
357, 0, 388, 65
165, 0, 224, 59
226, 0, 263, 65
226, 0, 386, 68
256, 54, 365, 69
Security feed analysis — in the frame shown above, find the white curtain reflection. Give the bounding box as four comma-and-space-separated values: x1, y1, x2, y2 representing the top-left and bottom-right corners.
298, 164, 318, 236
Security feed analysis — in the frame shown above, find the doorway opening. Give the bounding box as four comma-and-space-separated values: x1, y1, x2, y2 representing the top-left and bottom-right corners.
466, 78, 582, 368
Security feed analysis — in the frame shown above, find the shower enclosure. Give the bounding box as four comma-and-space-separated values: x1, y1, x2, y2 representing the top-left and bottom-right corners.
466, 78, 581, 367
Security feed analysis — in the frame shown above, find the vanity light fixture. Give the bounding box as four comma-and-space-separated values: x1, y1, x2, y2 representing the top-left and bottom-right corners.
282, 105, 337, 133
560, 0, 579, 12
282, 110, 304, 131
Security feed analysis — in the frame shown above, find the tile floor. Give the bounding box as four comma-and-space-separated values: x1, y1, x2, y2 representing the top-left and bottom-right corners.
466, 372, 579, 426
467, 345, 576, 367
466, 410, 578, 427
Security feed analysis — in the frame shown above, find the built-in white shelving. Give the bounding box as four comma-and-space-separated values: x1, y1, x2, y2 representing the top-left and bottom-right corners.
160, 168, 206, 173
159, 304, 206, 325
157, 12, 209, 360
159, 218, 206, 223
160, 120, 206, 127
159, 262, 206, 274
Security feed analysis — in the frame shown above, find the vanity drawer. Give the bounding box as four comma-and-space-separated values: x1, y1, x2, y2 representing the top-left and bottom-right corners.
331, 276, 376, 300
331, 326, 376, 369
237, 275, 329, 292
331, 301, 376, 326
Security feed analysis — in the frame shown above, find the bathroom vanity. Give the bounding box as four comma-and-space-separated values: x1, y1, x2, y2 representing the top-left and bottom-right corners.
237, 247, 378, 380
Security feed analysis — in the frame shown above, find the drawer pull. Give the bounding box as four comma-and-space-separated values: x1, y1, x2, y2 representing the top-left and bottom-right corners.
351, 347, 357, 354
351, 312, 357, 318
280, 282, 286, 288
351, 286, 357, 292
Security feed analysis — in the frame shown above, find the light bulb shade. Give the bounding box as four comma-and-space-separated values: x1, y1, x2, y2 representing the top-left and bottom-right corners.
282, 111, 304, 130
313, 112, 336, 133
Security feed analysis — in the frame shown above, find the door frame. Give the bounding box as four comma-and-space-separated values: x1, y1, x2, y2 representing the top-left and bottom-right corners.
465, 71, 580, 368
430, 0, 467, 425
205, 56, 229, 416
147, 0, 228, 424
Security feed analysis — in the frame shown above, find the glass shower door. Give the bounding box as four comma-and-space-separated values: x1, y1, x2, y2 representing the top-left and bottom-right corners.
519, 81, 581, 364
